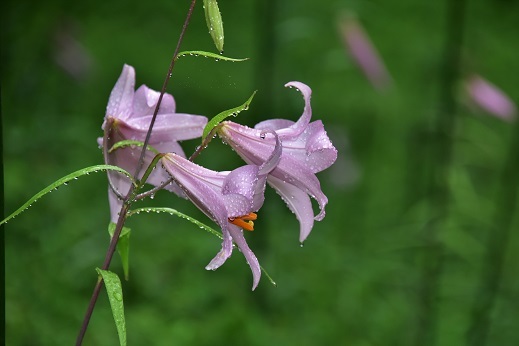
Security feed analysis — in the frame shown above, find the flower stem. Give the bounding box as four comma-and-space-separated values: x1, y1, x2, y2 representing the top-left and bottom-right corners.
133, 0, 198, 179
75, 1, 198, 344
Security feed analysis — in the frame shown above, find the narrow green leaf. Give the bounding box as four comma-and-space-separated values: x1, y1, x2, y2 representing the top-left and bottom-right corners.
176, 50, 248, 62
96, 269, 126, 346
128, 207, 222, 239
127, 207, 277, 287
108, 223, 132, 281
1, 165, 134, 225
201, 91, 257, 142
203, 0, 224, 53
260, 264, 278, 288
109, 140, 159, 155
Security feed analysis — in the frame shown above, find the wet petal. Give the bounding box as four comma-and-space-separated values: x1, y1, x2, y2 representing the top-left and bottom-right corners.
255, 119, 295, 131
205, 226, 234, 270
279, 81, 313, 138
228, 224, 261, 290
258, 130, 282, 176
106, 64, 135, 121
268, 176, 315, 242
127, 113, 207, 141
108, 186, 124, 224
217, 82, 337, 240
132, 85, 176, 117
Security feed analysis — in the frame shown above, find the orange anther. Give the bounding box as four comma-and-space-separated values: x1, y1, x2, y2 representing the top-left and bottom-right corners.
229, 212, 257, 231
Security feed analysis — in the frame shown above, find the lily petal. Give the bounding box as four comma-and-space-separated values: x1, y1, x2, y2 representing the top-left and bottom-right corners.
228, 224, 261, 290
132, 85, 176, 117
106, 64, 135, 121
268, 175, 314, 242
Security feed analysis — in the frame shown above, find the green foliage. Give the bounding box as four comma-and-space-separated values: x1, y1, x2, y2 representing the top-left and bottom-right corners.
127, 207, 277, 287
1, 165, 133, 225
201, 91, 257, 141
4, 0, 519, 345
203, 0, 224, 53
96, 269, 127, 346
128, 207, 223, 239
176, 50, 248, 62
109, 140, 159, 155
108, 223, 132, 281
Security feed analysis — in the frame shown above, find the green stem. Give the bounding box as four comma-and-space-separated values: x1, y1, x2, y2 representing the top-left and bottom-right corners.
139, 153, 166, 189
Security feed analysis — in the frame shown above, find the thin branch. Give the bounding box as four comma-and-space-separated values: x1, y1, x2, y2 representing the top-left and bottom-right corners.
75, 1, 198, 344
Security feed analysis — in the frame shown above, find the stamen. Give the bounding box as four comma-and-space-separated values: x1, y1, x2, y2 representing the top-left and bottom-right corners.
229, 212, 257, 231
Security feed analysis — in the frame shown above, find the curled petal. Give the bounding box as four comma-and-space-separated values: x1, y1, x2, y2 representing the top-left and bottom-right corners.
228, 224, 261, 290
258, 130, 282, 176
281, 81, 313, 137
205, 226, 234, 270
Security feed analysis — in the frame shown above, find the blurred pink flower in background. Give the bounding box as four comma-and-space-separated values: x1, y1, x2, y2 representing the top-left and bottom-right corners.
338, 13, 392, 91
464, 74, 516, 122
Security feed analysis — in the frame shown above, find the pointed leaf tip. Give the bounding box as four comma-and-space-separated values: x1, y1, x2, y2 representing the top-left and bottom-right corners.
202, 91, 257, 142
176, 51, 248, 62
1, 165, 134, 225
96, 269, 127, 346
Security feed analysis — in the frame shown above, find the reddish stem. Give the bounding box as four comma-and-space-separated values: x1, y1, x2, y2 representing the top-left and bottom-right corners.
75, 1, 198, 344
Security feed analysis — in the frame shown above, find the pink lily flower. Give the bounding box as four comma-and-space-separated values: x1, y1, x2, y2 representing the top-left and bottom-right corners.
99, 64, 207, 222
217, 82, 338, 243
161, 132, 282, 290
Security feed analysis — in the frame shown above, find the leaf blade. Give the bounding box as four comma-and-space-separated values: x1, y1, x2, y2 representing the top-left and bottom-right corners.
127, 207, 277, 287
2, 165, 134, 225
176, 50, 248, 62
109, 140, 159, 155
201, 91, 257, 142
96, 269, 126, 346
108, 223, 132, 281
203, 0, 224, 53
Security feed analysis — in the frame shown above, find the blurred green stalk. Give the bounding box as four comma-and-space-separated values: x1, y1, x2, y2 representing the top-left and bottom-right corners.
466, 121, 519, 346
414, 0, 467, 345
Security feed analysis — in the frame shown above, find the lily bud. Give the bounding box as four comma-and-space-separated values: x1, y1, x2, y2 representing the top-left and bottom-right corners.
203, 0, 224, 53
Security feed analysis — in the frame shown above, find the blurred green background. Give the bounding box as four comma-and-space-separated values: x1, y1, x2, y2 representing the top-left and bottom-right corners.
3, 0, 519, 345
